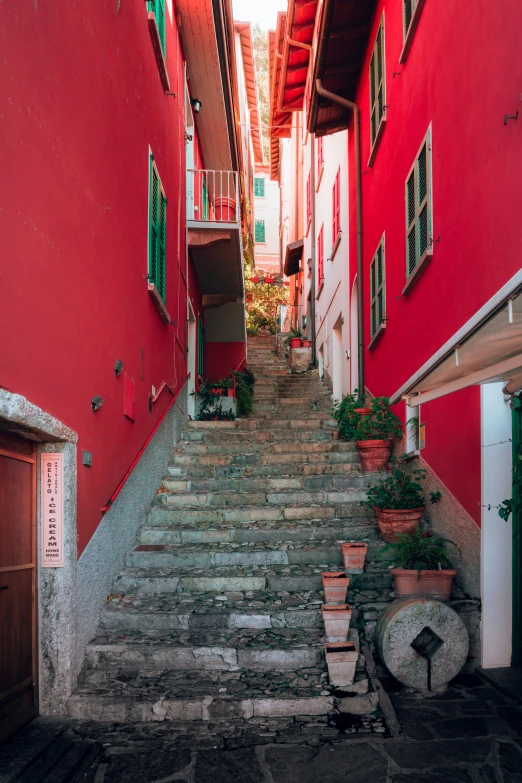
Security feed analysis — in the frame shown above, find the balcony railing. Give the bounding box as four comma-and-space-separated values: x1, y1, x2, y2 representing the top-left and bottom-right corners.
187, 169, 239, 224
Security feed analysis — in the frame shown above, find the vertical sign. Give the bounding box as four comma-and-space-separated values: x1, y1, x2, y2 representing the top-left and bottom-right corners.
41, 453, 64, 567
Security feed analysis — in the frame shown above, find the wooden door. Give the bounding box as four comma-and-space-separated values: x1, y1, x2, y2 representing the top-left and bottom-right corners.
0, 432, 37, 742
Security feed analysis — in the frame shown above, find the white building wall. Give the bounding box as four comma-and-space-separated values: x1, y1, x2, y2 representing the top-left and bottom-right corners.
254, 169, 280, 263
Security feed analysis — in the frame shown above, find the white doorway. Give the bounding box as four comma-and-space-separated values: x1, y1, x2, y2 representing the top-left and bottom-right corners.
332, 316, 343, 402
187, 301, 197, 418
350, 278, 359, 393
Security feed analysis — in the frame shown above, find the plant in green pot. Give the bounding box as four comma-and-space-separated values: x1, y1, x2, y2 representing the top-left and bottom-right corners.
354, 397, 403, 471
382, 527, 458, 601
362, 455, 441, 542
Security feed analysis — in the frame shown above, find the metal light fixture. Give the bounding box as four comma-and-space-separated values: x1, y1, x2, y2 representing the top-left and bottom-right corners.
190, 97, 202, 113
114, 360, 123, 377
91, 395, 103, 412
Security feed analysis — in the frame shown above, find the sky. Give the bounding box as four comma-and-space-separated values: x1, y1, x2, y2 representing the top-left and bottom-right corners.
232, 0, 287, 30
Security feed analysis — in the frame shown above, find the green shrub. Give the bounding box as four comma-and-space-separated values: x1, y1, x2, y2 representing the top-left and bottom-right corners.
330, 389, 368, 440
354, 397, 403, 441
235, 376, 253, 417
361, 455, 442, 511
381, 527, 458, 571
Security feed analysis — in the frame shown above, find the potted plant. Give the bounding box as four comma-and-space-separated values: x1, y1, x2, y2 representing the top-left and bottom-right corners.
322, 604, 352, 642
361, 455, 442, 543
288, 327, 303, 348
340, 542, 368, 571
302, 337, 312, 348
383, 527, 458, 600
330, 389, 369, 441
354, 397, 403, 472
322, 571, 350, 603
324, 641, 358, 686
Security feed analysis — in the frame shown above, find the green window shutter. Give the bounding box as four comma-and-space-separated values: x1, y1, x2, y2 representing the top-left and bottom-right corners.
149, 155, 167, 302
370, 239, 385, 337
405, 128, 432, 277
369, 18, 385, 147
255, 219, 266, 243
254, 177, 265, 197
403, 0, 418, 37
198, 317, 205, 377
148, 0, 166, 55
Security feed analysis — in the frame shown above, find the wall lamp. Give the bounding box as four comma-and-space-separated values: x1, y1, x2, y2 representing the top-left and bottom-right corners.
190, 97, 202, 114
114, 360, 123, 377
91, 396, 104, 412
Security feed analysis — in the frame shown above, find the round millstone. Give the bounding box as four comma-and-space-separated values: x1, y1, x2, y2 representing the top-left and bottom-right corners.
375, 597, 469, 693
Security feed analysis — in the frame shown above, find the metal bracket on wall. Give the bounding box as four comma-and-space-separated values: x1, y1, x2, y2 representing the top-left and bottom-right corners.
504, 110, 519, 125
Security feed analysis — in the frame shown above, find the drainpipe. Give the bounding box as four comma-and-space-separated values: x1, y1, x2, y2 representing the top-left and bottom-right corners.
310, 131, 317, 366
315, 79, 364, 392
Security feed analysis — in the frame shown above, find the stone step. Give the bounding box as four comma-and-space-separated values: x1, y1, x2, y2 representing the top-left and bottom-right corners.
153, 488, 368, 509
147, 503, 372, 526
160, 474, 368, 494
113, 563, 393, 595
182, 430, 336, 444
84, 627, 329, 672
125, 539, 385, 569
174, 441, 356, 456
170, 448, 358, 467
67, 666, 340, 722
167, 462, 360, 481
187, 418, 335, 431
137, 521, 379, 546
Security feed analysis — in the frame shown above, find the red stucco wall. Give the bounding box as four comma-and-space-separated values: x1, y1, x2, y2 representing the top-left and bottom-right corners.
1, 2, 190, 554
205, 343, 247, 383
347, 0, 522, 524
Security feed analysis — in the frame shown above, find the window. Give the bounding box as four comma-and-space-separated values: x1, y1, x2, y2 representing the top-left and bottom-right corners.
405, 127, 432, 280
403, 0, 419, 36
370, 237, 385, 339
306, 171, 311, 226
369, 16, 386, 150
147, 0, 166, 55
148, 155, 167, 302
317, 137, 324, 182
401, 0, 426, 62
254, 177, 265, 198
255, 219, 266, 243
332, 168, 341, 243
317, 224, 324, 286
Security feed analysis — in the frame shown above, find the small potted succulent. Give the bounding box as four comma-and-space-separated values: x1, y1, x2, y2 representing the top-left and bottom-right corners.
324, 641, 358, 686
288, 327, 303, 349
340, 542, 368, 571
330, 389, 369, 441
383, 527, 458, 601
322, 604, 352, 641
354, 397, 403, 472
361, 455, 441, 543
322, 571, 350, 603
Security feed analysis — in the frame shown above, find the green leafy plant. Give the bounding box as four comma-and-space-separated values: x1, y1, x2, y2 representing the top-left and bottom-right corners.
362, 455, 442, 511
289, 327, 303, 338
381, 527, 458, 571
235, 376, 253, 417
331, 389, 368, 440
196, 380, 235, 421
355, 397, 403, 442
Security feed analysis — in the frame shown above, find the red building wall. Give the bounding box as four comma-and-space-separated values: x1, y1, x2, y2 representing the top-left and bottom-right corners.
1, 1, 190, 554
347, 0, 522, 524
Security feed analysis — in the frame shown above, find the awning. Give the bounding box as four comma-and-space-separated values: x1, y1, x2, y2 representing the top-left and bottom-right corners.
391, 275, 522, 407
284, 239, 304, 277
308, 0, 378, 136
279, 0, 318, 112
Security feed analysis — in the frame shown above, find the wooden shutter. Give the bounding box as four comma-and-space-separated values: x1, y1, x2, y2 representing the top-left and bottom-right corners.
254, 177, 265, 197
405, 128, 432, 277
148, 0, 166, 54
149, 156, 167, 302
317, 137, 324, 177
318, 225, 324, 283
370, 17, 385, 147
403, 0, 418, 37
370, 239, 385, 337
306, 172, 311, 224
255, 220, 265, 243
197, 317, 204, 377
332, 169, 340, 241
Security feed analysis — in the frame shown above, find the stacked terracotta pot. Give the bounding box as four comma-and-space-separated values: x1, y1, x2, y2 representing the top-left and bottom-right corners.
321, 542, 368, 687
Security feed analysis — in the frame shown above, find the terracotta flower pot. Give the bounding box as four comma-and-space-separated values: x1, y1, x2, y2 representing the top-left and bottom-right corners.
324, 641, 358, 687
302, 339, 312, 347
289, 337, 302, 348
354, 407, 372, 417
340, 542, 368, 571
356, 439, 393, 472
375, 507, 424, 543
391, 568, 457, 601
322, 571, 350, 604
227, 388, 234, 397
322, 605, 352, 642
214, 197, 237, 221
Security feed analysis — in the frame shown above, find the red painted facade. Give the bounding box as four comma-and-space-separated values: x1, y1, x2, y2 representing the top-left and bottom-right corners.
0, 2, 198, 554
345, 0, 522, 524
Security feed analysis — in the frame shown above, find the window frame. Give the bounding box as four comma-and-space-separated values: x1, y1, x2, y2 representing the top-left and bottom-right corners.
368, 15, 386, 165
254, 177, 265, 198
255, 219, 266, 244
369, 235, 386, 348
403, 126, 433, 294
316, 137, 324, 190
306, 170, 311, 231
148, 154, 167, 304
332, 167, 341, 246
317, 224, 324, 295
146, 0, 169, 90
400, 0, 427, 64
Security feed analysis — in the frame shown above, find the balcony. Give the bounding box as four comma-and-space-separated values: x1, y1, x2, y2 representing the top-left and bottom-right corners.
187, 169, 239, 227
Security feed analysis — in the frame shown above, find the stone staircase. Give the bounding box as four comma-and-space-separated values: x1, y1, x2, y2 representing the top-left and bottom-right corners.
68, 337, 393, 727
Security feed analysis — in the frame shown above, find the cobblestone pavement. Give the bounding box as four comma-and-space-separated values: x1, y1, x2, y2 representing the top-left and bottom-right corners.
3, 672, 521, 782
